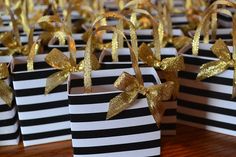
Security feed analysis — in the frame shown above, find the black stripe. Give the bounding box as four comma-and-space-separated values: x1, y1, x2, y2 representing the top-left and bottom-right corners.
179, 71, 233, 86
180, 85, 236, 101
69, 92, 146, 105
71, 124, 158, 139
73, 139, 160, 155
160, 123, 176, 130
218, 14, 232, 22
184, 48, 218, 58
164, 109, 176, 116
19, 115, 69, 127
0, 113, 18, 127
177, 113, 236, 131
13, 58, 84, 72
102, 54, 175, 62
70, 107, 151, 122
0, 126, 20, 141
22, 129, 71, 141
18, 100, 68, 112
178, 99, 236, 117
0, 104, 14, 112
183, 55, 216, 65
12, 69, 58, 81
15, 84, 67, 97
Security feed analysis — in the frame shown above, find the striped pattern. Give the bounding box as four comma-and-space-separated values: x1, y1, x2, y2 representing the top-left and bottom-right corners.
68, 68, 161, 157
0, 82, 20, 146
101, 48, 178, 135
218, 8, 235, 28
178, 43, 236, 136
11, 54, 74, 146
0, 56, 20, 146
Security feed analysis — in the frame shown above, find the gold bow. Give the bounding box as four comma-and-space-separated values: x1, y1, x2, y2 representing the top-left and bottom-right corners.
45, 37, 100, 94
0, 63, 13, 107
139, 43, 185, 98
197, 39, 236, 98
107, 72, 174, 127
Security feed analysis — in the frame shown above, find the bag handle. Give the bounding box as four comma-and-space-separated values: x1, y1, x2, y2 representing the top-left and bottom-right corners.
84, 25, 143, 93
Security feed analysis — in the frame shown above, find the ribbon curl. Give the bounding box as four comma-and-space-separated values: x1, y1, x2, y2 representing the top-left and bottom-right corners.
139, 43, 184, 98
0, 63, 13, 107
107, 72, 174, 127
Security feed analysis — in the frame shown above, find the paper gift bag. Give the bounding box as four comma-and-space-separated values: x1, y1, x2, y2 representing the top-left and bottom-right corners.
0, 56, 20, 146
101, 47, 179, 135
178, 42, 236, 136
68, 67, 162, 157
11, 53, 75, 146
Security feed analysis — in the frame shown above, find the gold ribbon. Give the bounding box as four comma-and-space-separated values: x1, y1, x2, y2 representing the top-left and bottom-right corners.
84, 25, 143, 93
45, 35, 100, 94
192, 0, 236, 55
0, 63, 13, 107
37, 15, 69, 45
107, 72, 174, 127
196, 39, 236, 97
139, 43, 185, 98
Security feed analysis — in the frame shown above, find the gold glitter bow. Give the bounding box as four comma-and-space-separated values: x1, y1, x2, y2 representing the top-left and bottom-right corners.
192, 0, 236, 55
139, 43, 185, 98
107, 72, 174, 127
197, 39, 236, 98
0, 63, 13, 107
45, 35, 100, 94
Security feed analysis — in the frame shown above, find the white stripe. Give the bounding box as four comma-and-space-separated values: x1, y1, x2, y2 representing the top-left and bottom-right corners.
171, 16, 187, 22
21, 121, 70, 134
178, 120, 236, 137
73, 147, 160, 157
162, 116, 176, 124
69, 99, 148, 114
13, 78, 66, 90
180, 78, 233, 94
178, 106, 236, 125
72, 131, 160, 147
0, 136, 20, 146
0, 107, 16, 120
178, 92, 236, 110
18, 106, 69, 120
23, 135, 71, 147
15, 92, 67, 105
0, 122, 18, 134
71, 116, 155, 131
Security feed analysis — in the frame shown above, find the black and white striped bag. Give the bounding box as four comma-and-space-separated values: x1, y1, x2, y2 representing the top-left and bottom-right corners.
101, 48, 178, 135
178, 43, 236, 136
68, 67, 161, 157
0, 56, 20, 146
11, 53, 76, 146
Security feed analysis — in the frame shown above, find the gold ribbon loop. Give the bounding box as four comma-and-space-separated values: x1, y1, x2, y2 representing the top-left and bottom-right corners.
138, 42, 184, 98
45, 37, 100, 94
0, 63, 13, 107
192, 0, 236, 55
107, 72, 174, 127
